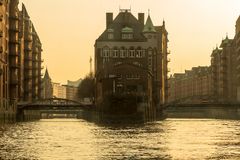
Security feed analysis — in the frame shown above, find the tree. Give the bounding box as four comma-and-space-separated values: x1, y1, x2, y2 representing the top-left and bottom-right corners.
78, 74, 95, 100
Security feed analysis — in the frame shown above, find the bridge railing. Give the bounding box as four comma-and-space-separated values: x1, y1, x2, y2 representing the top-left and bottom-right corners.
25, 98, 83, 106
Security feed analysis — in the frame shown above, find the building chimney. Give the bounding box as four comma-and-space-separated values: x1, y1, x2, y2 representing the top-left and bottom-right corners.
138, 13, 144, 26
106, 13, 113, 28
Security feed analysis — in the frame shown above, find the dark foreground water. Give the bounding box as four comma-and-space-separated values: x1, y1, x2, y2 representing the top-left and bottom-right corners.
0, 119, 240, 160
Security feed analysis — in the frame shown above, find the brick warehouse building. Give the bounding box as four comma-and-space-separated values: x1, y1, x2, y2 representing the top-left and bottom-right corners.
0, 0, 43, 122
94, 9, 169, 117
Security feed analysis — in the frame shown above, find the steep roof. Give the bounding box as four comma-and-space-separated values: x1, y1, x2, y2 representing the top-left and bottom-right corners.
96, 11, 146, 42
143, 15, 156, 33
44, 68, 51, 80
220, 35, 233, 48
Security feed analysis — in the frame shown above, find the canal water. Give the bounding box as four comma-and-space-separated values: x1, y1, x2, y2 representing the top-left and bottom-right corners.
0, 119, 239, 160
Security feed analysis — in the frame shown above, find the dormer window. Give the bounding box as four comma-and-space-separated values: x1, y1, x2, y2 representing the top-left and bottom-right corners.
107, 28, 114, 40
121, 27, 133, 40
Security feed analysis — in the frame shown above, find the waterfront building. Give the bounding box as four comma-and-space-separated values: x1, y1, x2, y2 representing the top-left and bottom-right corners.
234, 16, 240, 102
0, 0, 10, 121
168, 66, 212, 104
211, 16, 240, 103
0, 1, 43, 122
41, 68, 53, 99
18, 4, 43, 102
95, 9, 169, 116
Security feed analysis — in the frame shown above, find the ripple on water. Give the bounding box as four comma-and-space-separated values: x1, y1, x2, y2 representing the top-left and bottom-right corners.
0, 118, 239, 160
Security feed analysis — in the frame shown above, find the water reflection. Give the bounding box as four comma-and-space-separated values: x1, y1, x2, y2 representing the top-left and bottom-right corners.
0, 119, 239, 160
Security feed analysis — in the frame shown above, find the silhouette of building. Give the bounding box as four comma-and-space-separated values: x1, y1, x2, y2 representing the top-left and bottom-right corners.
168, 66, 212, 103
41, 69, 53, 99
95, 9, 169, 115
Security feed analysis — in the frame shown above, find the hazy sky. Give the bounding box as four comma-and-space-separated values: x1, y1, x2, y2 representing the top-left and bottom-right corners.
19, 0, 240, 84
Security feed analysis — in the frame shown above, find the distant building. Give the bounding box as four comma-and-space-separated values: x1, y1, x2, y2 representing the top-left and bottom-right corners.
67, 78, 82, 87
63, 78, 82, 102
41, 69, 53, 99
52, 82, 66, 99
95, 10, 169, 115
63, 85, 79, 102
168, 66, 212, 104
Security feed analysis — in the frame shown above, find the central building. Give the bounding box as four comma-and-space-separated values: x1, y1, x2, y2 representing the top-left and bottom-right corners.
94, 9, 169, 119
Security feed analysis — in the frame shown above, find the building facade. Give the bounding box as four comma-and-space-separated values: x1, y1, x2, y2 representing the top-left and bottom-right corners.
211, 16, 240, 103
234, 16, 240, 102
52, 82, 66, 99
0, 1, 43, 122
0, 0, 11, 121
64, 85, 79, 102
18, 4, 43, 102
95, 10, 169, 116
168, 66, 212, 104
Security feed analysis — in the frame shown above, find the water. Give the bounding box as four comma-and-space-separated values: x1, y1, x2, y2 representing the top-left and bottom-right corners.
0, 119, 239, 160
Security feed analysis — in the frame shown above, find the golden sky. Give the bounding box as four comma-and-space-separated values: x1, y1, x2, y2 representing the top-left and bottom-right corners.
19, 0, 240, 84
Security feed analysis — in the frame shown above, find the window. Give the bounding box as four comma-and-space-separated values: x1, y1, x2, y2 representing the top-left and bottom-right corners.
113, 50, 118, 58
129, 50, 135, 58
107, 28, 114, 40
120, 50, 124, 58
108, 33, 114, 39
122, 33, 133, 39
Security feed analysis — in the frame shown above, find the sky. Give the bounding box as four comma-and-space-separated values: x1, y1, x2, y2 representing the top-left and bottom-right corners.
19, 0, 240, 84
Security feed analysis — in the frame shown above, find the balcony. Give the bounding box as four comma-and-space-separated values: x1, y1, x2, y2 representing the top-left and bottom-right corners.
0, 46, 3, 53
167, 58, 171, 63
237, 54, 240, 62
24, 46, 32, 52
10, 23, 19, 32
10, 78, 18, 85
25, 35, 33, 42
10, 63, 19, 68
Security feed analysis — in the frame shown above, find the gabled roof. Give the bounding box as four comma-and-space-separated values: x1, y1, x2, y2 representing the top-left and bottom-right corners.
143, 15, 156, 33
211, 47, 222, 57
96, 11, 146, 42
44, 68, 51, 80
220, 35, 233, 48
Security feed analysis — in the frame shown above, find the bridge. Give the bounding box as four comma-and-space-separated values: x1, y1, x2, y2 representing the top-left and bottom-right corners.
17, 98, 95, 120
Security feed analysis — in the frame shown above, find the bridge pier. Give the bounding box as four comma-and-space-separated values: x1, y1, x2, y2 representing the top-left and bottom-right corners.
16, 108, 41, 122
